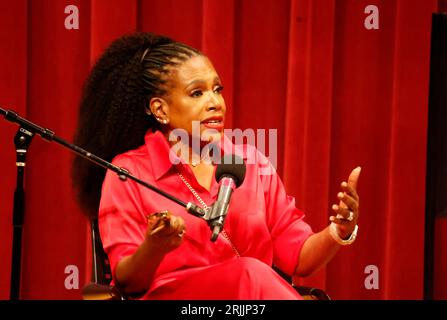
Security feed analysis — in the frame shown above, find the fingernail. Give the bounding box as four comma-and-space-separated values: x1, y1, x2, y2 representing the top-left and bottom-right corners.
341, 182, 347, 188
332, 204, 338, 210
357, 166, 362, 172
338, 192, 344, 199
150, 225, 165, 235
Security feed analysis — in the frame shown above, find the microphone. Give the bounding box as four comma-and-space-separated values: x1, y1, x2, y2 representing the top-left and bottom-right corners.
208, 154, 246, 242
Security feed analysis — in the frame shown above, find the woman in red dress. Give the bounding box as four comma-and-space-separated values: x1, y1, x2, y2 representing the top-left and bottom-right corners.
72, 32, 361, 300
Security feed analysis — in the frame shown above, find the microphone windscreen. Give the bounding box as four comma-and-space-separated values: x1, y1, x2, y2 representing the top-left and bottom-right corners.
215, 154, 246, 188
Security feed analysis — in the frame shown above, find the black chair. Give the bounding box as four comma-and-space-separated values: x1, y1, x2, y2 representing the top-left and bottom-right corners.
273, 266, 331, 300
82, 218, 330, 300
82, 218, 123, 300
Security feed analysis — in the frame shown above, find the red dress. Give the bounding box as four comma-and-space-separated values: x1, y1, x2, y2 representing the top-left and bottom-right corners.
98, 130, 314, 299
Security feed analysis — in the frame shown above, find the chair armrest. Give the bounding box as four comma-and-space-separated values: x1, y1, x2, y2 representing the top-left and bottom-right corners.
293, 285, 331, 300
82, 283, 124, 300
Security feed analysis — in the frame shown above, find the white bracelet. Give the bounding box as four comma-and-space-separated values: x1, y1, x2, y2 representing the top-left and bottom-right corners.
329, 222, 358, 245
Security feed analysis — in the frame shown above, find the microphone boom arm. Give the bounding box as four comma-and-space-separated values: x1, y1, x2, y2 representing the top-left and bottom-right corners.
0, 107, 206, 218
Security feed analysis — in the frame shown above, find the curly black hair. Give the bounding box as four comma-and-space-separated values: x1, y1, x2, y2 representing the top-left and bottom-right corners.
72, 32, 201, 217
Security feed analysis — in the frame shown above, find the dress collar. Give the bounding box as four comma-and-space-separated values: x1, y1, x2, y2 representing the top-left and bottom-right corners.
145, 130, 248, 181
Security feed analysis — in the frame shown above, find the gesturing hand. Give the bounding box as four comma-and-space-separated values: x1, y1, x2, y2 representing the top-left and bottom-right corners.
329, 167, 361, 239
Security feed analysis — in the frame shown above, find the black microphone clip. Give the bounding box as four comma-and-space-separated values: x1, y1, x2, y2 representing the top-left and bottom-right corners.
209, 200, 230, 241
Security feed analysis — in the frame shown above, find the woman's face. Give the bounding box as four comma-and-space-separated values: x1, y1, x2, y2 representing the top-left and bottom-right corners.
158, 55, 226, 144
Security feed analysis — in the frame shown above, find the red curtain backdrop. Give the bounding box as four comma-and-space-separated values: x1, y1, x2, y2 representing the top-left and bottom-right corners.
0, 0, 446, 299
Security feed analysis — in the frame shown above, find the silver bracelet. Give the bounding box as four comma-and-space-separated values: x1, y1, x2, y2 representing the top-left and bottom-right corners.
329, 222, 358, 245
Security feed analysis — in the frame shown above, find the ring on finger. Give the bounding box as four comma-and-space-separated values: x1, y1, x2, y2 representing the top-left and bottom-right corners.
347, 211, 354, 222
336, 211, 354, 222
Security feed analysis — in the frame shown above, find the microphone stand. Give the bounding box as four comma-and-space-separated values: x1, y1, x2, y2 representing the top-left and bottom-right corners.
0, 107, 208, 299
9, 127, 34, 300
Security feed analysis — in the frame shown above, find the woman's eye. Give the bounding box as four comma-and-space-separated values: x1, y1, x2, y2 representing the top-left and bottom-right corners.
191, 90, 203, 97
214, 86, 224, 94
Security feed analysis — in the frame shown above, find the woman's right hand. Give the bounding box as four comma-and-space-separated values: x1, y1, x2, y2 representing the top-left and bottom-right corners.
146, 211, 186, 253
115, 211, 186, 294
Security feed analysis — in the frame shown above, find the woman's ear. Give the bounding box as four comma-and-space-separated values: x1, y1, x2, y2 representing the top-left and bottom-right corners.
149, 97, 170, 125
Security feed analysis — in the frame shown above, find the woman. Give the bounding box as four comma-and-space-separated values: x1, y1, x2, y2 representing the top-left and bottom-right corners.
72, 32, 361, 299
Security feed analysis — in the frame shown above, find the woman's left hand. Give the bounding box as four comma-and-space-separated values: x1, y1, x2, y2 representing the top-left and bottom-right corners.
329, 167, 362, 239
